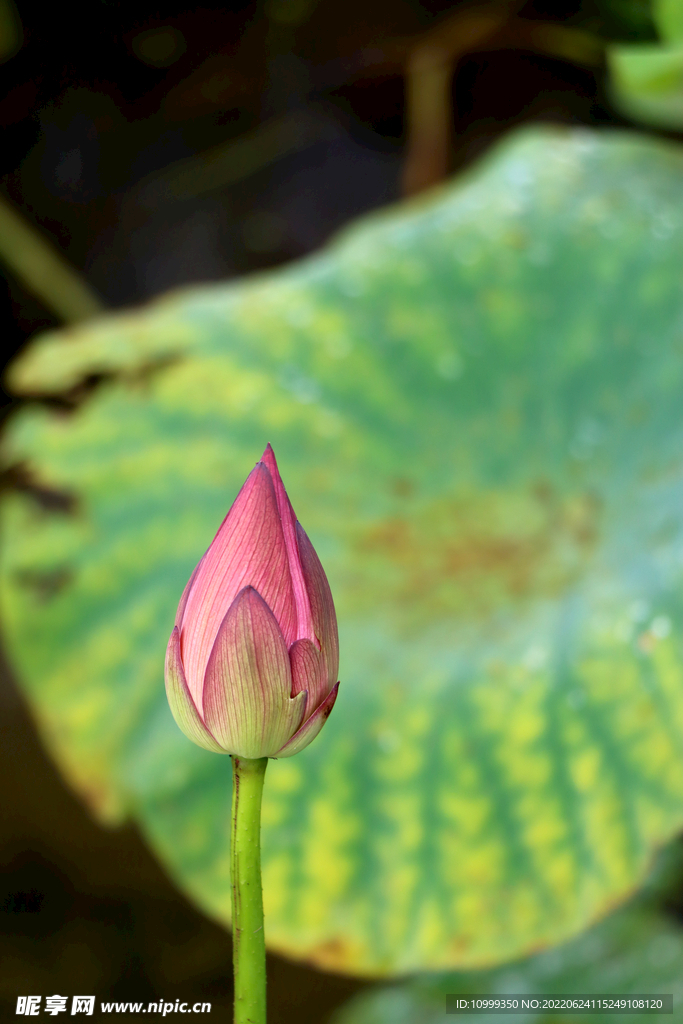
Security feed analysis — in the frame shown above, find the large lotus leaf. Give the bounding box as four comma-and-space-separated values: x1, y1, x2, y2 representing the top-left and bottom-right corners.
330, 843, 683, 1021
331, 898, 683, 1023
4, 126, 683, 976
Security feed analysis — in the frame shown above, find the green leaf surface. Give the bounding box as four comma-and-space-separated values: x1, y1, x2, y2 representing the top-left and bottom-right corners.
4, 126, 683, 976
331, 898, 683, 1023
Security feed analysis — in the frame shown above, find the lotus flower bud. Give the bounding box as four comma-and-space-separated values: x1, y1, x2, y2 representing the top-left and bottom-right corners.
165, 445, 339, 759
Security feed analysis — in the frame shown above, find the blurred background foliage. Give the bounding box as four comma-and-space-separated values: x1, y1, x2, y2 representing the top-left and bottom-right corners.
3, 0, 683, 1021
608, 0, 683, 128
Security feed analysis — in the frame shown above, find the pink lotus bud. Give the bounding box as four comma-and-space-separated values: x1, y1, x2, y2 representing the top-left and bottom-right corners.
165, 445, 339, 759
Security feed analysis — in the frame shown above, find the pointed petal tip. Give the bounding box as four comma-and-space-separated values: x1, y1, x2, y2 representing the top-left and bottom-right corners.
260, 443, 279, 479
180, 460, 300, 682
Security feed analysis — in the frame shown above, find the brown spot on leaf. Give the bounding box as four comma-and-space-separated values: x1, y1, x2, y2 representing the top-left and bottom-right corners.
306, 936, 358, 972
391, 477, 415, 498
349, 484, 601, 626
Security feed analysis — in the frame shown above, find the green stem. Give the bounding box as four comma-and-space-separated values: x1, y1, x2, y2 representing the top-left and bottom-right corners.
0, 194, 104, 324
231, 755, 268, 1024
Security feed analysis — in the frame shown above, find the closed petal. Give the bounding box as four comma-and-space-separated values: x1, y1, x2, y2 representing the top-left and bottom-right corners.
289, 637, 328, 712
296, 521, 339, 691
175, 554, 205, 629
203, 586, 306, 758
181, 462, 297, 706
165, 628, 226, 754
274, 682, 339, 758
261, 444, 315, 644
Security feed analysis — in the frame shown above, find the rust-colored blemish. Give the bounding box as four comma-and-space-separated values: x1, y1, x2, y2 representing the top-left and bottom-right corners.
306, 936, 356, 972
350, 483, 601, 624
391, 477, 415, 498
449, 934, 472, 955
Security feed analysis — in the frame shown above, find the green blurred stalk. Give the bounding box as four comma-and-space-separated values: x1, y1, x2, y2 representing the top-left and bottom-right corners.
231, 756, 268, 1024
0, 0, 23, 64
0, 194, 104, 324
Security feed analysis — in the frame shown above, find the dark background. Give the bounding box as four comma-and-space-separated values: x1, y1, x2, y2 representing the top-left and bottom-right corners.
0, 0, 675, 1019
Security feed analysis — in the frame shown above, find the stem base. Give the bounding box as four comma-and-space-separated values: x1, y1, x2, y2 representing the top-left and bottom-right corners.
231, 755, 268, 1024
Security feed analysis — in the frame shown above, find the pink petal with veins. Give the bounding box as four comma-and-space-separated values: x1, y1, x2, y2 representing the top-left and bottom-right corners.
296, 521, 339, 691
289, 638, 328, 714
261, 444, 316, 645
165, 627, 226, 754
179, 462, 297, 705
274, 683, 339, 758
202, 586, 307, 758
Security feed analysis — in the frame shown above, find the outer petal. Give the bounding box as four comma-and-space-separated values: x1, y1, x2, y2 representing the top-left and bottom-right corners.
296, 521, 339, 691
203, 586, 307, 758
289, 637, 328, 713
181, 462, 297, 706
164, 627, 227, 754
175, 554, 205, 629
274, 682, 339, 758
261, 444, 315, 645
